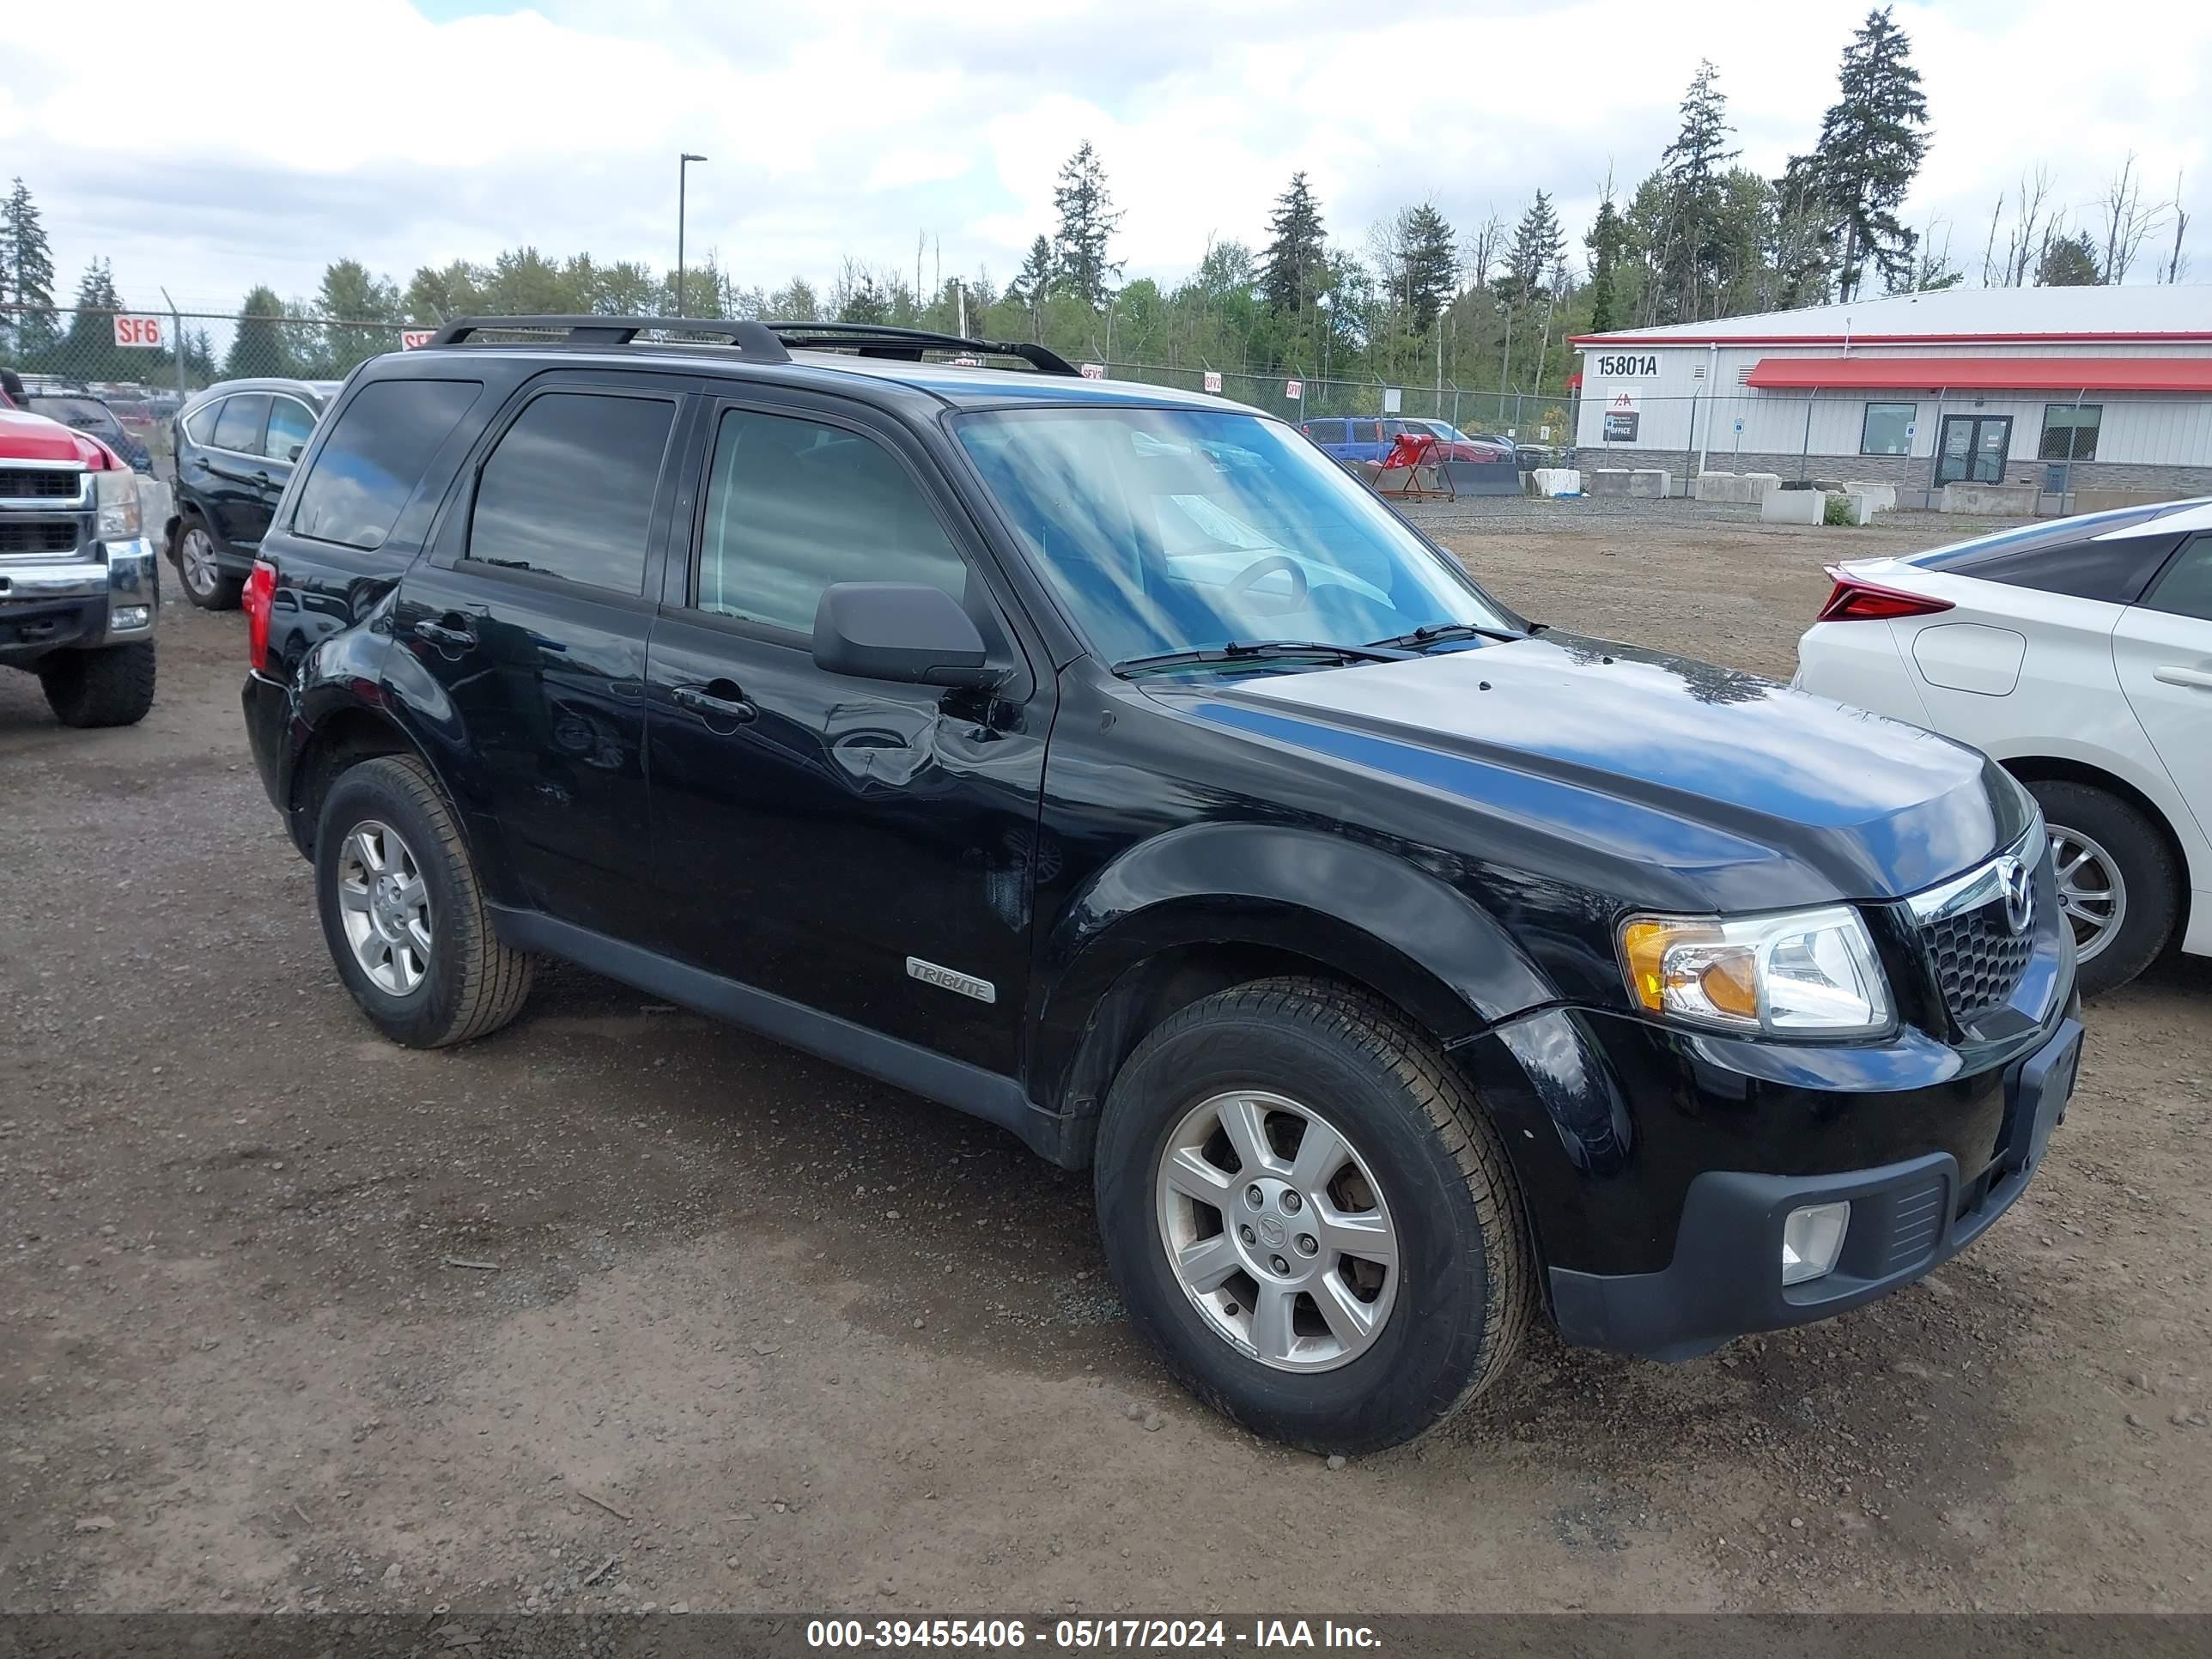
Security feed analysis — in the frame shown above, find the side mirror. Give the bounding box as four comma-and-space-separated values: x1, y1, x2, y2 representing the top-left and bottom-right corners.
811, 581, 1001, 689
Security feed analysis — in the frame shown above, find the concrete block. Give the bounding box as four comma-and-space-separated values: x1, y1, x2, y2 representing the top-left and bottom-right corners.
1694, 471, 1739, 502
1529, 467, 1581, 497
1940, 481, 2039, 516
1744, 472, 1783, 502
1837, 491, 1877, 526
1627, 469, 1671, 500
1589, 469, 1632, 496
1842, 481, 1896, 514
1760, 488, 1826, 526
2073, 486, 2189, 514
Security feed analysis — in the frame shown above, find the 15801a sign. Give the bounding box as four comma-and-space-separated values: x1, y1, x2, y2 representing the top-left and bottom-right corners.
1593, 352, 1660, 378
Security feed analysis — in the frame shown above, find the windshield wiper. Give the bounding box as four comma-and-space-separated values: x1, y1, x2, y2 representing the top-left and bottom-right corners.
1365, 620, 1524, 652
1114, 639, 1413, 676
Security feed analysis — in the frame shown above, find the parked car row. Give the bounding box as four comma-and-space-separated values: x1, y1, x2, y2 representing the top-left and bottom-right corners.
1300, 416, 1520, 467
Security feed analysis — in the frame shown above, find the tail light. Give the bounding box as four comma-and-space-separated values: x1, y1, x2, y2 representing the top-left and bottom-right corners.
244, 560, 277, 672
1815, 566, 1955, 623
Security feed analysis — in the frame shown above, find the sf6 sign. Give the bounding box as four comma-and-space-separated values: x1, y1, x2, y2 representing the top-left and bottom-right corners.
112, 313, 168, 349
1593, 352, 1660, 378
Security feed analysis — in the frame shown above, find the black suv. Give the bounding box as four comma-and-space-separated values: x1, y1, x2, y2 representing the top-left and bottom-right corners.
167, 377, 340, 609
240, 318, 2081, 1452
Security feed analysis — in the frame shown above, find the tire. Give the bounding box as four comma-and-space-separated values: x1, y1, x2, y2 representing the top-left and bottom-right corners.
39, 641, 156, 728
1093, 976, 1532, 1453
2025, 778, 2179, 998
173, 517, 241, 611
314, 754, 533, 1048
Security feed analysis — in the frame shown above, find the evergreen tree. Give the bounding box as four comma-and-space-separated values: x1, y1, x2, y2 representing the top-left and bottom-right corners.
768, 277, 821, 321
1401, 203, 1458, 331
2036, 230, 2101, 287
58, 260, 126, 379
1658, 59, 1740, 322
1807, 7, 1931, 299
1052, 142, 1124, 308
1259, 172, 1328, 315
1009, 235, 1055, 305
2, 178, 58, 359
1504, 192, 1565, 302
225, 285, 292, 379
1585, 197, 1623, 334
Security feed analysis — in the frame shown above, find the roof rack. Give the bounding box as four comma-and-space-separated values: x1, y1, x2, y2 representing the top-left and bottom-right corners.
422, 315, 1079, 376
762, 321, 1079, 376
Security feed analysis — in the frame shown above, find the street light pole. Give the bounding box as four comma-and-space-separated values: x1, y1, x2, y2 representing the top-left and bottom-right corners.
676, 152, 708, 315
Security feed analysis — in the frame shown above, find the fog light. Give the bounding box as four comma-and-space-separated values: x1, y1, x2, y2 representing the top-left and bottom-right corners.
1781, 1201, 1850, 1286
110, 605, 150, 631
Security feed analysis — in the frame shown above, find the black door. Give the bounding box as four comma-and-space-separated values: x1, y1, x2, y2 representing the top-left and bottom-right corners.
645, 393, 1051, 1075
1936, 414, 2013, 485
392, 371, 693, 939
201, 392, 274, 549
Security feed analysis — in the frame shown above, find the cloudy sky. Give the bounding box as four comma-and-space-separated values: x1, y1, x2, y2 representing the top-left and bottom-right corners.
5, 0, 2209, 318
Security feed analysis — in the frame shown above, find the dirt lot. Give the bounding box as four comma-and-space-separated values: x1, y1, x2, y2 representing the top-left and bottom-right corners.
3, 499, 2208, 1616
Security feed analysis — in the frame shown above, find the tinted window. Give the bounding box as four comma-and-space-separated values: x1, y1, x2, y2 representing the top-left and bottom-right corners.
1959, 533, 2185, 605
2142, 537, 2212, 623
1915, 502, 2189, 572
1861, 402, 1915, 455
696, 409, 969, 632
211, 393, 268, 453
182, 398, 223, 445
33, 396, 119, 437
264, 396, 315, 461
1349, 421, 1382, 443
467, 392, 674, 594
294, 379, 483, 550
1305, 420, 1346, 443
2040, 404, 2102, 462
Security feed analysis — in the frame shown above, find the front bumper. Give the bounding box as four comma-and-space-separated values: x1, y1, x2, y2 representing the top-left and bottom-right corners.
0, 538, 159, 661
1547, 1012, 2081, 1358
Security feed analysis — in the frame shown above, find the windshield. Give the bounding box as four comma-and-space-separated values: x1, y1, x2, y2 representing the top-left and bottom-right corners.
954, 406, 1513, 665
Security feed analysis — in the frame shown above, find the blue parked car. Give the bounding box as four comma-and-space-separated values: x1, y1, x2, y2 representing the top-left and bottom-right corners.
1300, 416, 1513, 468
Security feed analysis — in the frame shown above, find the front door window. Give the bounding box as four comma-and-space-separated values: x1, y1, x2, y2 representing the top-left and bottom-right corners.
1937, 415, 2013, 485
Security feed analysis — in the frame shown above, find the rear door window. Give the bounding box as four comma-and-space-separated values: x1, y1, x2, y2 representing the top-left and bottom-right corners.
210, 393, 269, 453
2142, 537, 2212, 623
465, 391, 677, 595
293, 379, 484, 550
264, 395, 316, 462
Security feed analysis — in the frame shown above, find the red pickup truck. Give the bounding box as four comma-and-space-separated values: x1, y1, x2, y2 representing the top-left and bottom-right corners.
0, 368, 160, 726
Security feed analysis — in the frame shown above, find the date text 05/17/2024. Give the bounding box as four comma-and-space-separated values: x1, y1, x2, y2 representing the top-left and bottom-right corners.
805, 1619, 1382, 1649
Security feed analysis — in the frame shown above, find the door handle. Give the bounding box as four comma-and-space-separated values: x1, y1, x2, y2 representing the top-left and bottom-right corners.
413, 616, 477, 650
2153, 665, 2212, 690
252, 471, 270, 486
672, 680, 758, 726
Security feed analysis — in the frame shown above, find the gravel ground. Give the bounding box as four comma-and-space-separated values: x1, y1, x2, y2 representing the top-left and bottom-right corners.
3, 499, 2208, 1616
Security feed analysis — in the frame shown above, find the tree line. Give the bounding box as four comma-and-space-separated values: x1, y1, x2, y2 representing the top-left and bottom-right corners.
1, 9, 2194, 399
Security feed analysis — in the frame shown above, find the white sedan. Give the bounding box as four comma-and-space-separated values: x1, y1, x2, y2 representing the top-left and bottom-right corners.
1795, 498, 2212, 995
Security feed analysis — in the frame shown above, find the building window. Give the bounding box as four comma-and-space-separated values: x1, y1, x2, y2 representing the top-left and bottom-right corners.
1860, 403, 1917, 456
2040, 404, 2102, 462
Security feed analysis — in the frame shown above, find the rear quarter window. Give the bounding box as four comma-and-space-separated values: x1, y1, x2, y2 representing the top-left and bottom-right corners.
1949, 533, 2185, 605
292, 379, 484, 551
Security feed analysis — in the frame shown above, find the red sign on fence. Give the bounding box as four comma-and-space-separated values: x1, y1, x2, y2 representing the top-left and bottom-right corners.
1202, 370, 1222, 393
1079, 362, 1105, 380
1285, 379, 1304, 401
399, 329, 436, 350
112, 314, 167, 349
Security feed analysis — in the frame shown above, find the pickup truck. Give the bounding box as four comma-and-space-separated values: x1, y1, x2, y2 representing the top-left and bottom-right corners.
0, 373, 160, 726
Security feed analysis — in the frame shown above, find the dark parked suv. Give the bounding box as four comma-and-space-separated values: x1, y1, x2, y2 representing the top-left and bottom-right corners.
167, 377, 340, 608
240, 318, 2082, 1451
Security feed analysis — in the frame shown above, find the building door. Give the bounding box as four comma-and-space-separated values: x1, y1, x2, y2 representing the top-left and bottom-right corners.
1936, 415, 2013, 485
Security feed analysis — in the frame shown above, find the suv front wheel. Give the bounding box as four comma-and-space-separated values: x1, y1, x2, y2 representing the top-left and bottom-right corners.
315, 755, 534, 1048
1093, 978, 1532, 1453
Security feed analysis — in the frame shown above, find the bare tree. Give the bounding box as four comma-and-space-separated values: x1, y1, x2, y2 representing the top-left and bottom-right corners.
2162, 170, 2191, 284
1982, 167, 2055, 287
2097, 153, 2167, 283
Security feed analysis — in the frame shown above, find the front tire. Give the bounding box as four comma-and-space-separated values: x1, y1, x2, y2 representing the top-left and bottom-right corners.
2025, 779, 2179, 997
40, 641, 155, 727
315, 755, 533, 1048
1093, 978, 1532, 1453
174, 518, 241, 610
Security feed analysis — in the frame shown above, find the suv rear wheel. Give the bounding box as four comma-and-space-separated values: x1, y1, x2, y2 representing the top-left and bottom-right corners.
315, 755, 533, 1047
40, 641, 156, 727
1093, 977, 1531, 1453
175, 519, 241, 610
2026, 778, 2179, 997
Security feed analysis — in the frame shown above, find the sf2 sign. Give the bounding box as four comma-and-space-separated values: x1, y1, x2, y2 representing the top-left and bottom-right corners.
399, 329, 436, 350
1592, 352, 1660, 378
112, 313, 168, 349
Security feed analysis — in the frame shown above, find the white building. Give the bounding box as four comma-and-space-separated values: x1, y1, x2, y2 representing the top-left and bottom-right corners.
1571, 286, 2212, 510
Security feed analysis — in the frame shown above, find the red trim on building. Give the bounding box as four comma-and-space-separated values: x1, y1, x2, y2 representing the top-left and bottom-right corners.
1741, 356, 2212, 392
1571, 330, 2212, 348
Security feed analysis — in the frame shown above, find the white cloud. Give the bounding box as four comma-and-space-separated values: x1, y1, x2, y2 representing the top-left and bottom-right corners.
3, 0, 2208, 316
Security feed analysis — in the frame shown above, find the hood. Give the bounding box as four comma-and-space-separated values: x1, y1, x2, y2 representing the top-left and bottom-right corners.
0, 408, 116, 467
1176, 632, 2027, 910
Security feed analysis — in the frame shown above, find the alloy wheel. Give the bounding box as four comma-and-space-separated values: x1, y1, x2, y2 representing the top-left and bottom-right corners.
335, 820, 433, 995
179, 526, 219, 599
1155, 1090, 1400, 1372
2049, 823, 2126, 963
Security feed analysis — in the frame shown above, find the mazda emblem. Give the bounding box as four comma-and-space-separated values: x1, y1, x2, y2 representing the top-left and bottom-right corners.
1997, 857, 2033, 935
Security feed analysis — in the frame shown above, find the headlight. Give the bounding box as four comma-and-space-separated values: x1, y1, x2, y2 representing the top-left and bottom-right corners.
94, 468, 141, 540
1619, 904, 1892, 1036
